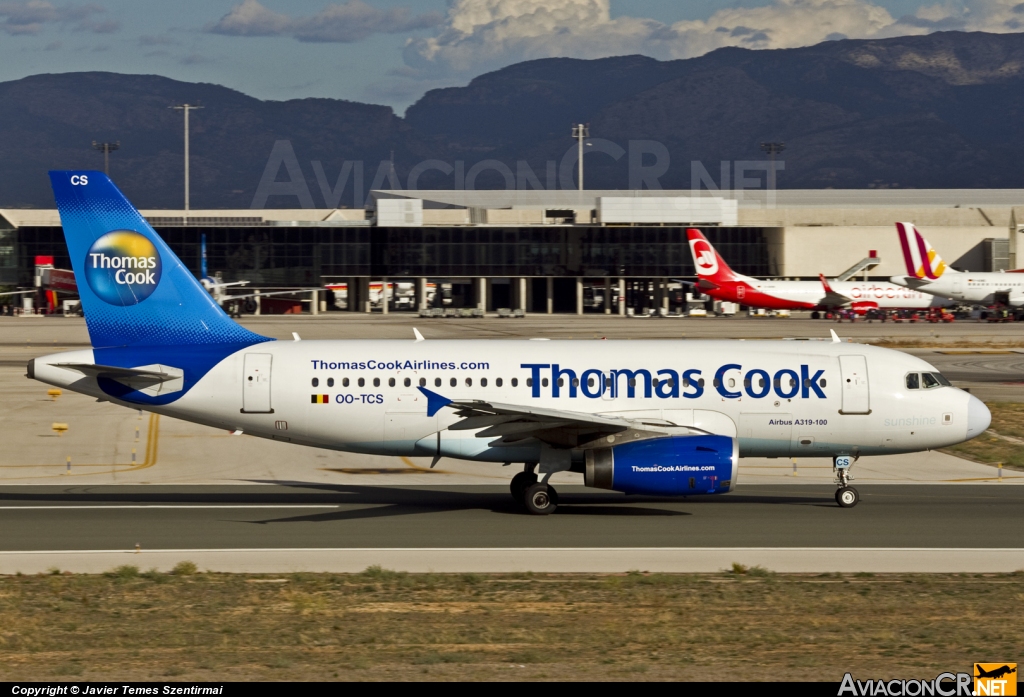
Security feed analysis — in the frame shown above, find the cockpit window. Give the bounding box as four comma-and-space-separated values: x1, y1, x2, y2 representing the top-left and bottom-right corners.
906, 372, 949, 390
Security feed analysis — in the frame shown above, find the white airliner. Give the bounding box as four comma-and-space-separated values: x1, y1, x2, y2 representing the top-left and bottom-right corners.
688, 229, 952, 313
28, 172, 991, 512
890, 223, 1024, 308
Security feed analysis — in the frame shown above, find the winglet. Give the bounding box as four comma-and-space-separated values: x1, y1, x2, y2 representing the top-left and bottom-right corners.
417, 386, 452, 417
830, 329, 841, 343
819, 273, 834, 294
413, 327, 425, 342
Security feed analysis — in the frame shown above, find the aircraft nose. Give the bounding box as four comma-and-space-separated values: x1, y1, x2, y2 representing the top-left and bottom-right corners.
966, 394, 991, 440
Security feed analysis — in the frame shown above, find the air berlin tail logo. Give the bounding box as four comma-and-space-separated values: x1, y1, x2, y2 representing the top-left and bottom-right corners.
689, 239, 719, 275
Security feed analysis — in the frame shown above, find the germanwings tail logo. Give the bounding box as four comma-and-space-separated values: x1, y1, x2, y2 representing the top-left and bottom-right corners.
896, 222, 947, 280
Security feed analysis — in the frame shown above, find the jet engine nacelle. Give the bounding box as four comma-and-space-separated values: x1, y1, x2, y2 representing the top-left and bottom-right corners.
584, 435, 737, 496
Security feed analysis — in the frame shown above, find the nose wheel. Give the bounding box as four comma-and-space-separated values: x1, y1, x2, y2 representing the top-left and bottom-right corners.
835, 486, 859, 508
833, 455, 859, 508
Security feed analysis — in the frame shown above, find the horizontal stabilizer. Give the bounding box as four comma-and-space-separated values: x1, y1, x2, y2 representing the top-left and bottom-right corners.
55, 362, 185, 397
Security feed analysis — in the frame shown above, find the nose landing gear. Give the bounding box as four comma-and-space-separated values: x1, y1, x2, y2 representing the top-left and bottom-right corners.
834, 455, 859, 508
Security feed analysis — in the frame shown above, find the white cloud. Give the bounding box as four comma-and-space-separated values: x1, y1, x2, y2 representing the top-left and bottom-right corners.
0, 1, 118, 35
209, 0, 442, 43
402, 0, 1024, 78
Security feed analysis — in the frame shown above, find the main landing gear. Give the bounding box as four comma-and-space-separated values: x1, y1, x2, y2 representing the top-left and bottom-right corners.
510, 464, 559, 515
833, 455, 859, 508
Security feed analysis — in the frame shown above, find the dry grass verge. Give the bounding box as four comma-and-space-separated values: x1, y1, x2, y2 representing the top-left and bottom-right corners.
942, 402, 1024, 471
1, 567, 1021, 681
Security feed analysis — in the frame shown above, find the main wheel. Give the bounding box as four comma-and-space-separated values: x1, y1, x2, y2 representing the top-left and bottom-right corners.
836, 486, 859, 508
510, 471, 538, 503
523, 483, 558, 515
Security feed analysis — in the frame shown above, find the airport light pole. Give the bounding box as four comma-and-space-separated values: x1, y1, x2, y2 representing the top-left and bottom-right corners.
91, 141, 119, 176
760, 142, 785, 192
170, 104, 203, 216
572, 123, 590, 190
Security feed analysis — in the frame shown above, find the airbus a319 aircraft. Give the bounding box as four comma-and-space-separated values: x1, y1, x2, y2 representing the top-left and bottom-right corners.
890, 222, 1024, 308
29, 172, 990, 512
687, 229, 952, 313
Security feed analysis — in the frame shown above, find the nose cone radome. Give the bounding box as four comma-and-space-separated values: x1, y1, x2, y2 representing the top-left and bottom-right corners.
966, 395, 991, 440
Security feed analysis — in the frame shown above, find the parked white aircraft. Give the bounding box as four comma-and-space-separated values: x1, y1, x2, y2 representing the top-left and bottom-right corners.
890, 223, 1024, 308
688, 229, 951, 313
28, 172, 990, 512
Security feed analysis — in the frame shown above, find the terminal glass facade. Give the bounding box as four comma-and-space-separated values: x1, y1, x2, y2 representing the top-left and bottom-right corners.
10, 225, 770, 286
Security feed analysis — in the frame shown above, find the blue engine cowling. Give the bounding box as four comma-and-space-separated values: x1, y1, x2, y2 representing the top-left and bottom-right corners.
584, 435, 737, 496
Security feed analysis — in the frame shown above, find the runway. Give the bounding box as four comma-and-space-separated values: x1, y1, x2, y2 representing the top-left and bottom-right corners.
1, 484, 1022, 573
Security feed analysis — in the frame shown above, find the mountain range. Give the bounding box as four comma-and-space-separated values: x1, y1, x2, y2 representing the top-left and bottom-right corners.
2, 30, 1024, 209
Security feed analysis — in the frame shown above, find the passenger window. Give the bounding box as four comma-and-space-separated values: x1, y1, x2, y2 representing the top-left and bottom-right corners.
419, 378, 426, 387
629, 379, 636, 387
342, 378, 350, 388
526, 378, 532, 387
450, 377, 457, 387
512, 378, 518, 387
922, 373, 939, 389
404, 377, 411, 387
542, 378, 549, 387
373, 378, 380, 388
466, 378, 473, 387
587, 377, 595, 388
435, 378, 441, 387
327, 378, 334, 387
699, 379, 705, 388
481, 378, 488, 387
388, 378, 395, 387
557, 378, 564, 387
820, 379, 826, 387
906, 373, 920, 390
358, 378, 365, 388
653, 378, 660, 387
496, 378, 503, 387
312, 377, 319, 387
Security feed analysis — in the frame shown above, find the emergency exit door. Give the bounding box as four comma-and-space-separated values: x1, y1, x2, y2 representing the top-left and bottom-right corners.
242, 353, 274, 413
838, 355, 870, 415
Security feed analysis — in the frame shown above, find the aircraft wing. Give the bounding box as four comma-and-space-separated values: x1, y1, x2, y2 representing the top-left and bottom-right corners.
0, 289, 35, 297
220, 289, 322, 302
818, 274, 852, 306
419, 386, 632, 448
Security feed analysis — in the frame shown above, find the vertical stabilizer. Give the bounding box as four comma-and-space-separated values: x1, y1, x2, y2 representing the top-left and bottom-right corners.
49, 170, 269, 350
686, 228, 740, 284
896, 222, 948, 279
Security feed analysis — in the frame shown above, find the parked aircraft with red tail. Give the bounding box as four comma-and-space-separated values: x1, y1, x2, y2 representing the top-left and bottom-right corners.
687, 229, 951, 313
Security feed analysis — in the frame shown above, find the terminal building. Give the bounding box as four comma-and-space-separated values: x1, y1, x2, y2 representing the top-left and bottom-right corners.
2, 189, 1023, 313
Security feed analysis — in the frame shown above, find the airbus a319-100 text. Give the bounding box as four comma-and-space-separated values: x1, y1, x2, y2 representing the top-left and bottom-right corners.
28, 172, 990, 513
687, 229, 952, 314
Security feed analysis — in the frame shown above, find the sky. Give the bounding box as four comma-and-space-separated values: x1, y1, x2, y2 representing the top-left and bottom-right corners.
0, 0, 1021, 114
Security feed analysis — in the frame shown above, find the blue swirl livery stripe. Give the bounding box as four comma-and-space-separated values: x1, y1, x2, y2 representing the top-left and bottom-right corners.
49, 170, 272, 405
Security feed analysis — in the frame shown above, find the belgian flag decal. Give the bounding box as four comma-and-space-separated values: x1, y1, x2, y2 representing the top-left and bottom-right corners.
311, 394, 330, 404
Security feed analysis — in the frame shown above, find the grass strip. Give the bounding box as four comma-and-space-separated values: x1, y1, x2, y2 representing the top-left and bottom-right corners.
1, 566, 1022, 681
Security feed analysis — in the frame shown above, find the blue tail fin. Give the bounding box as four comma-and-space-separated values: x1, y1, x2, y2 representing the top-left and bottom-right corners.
49, 170, 268, 349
